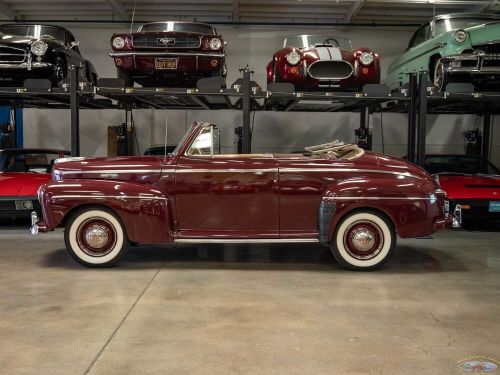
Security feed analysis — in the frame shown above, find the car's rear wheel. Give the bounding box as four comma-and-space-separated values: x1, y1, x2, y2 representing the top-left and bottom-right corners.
330, 211, 395, 271
64, 207, 128, 267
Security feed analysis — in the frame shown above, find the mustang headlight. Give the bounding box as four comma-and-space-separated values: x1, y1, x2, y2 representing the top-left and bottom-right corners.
359, 52, 374, 66
112, 36, 125, 49
454, 30, 467, 43
209, 38, 222, 50
31, 40, 48, 56
286, 51, 300, 65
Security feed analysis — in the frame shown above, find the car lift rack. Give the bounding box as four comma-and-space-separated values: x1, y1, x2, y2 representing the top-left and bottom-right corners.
0, 65, 497, 167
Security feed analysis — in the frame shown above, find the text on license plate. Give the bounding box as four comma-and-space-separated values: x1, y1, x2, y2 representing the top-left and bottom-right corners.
488, 201, 500, 212
155, 58, 177, 70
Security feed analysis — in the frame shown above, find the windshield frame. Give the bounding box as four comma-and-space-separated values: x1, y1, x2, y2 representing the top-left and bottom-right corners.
283, 35, 353, 50
138, 22, 216, 35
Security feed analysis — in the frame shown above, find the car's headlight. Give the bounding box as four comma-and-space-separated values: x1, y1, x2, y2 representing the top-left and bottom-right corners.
209, 38, 222, 50
112, 36, 125, 49
31, 40, 48, 56
454, 30, 467, 43
359, 52, 374, 66
286, 51, 300, 65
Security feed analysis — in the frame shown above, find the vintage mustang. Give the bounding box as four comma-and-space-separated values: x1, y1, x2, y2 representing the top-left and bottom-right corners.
386, 13, 500, 92
110, 21, 226, 87
425, 154, 500, 225
31, 122, 452, 270
0, 24, 97, 87
267, 35, 380, 91
0, 148, 68, 219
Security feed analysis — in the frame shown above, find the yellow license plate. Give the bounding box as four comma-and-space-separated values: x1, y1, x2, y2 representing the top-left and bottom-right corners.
155, 58, 177, 70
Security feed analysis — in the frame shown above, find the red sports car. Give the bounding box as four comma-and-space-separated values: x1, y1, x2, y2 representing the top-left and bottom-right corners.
110, 21, 226, 87
0, 149, 69, 220
425, 154, 500, 225
267, 35, 380, 91
30, 122, 452, 270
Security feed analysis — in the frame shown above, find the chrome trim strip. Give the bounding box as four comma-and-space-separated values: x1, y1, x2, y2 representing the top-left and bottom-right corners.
175, 238, 319, 244
50, 195, 166, 200
280, 168, 423, 179
323, 196, 431, 201
59, 169, 162, 175
0, 62, 53, 69
110, 51, 224, 58
175, 168, 278, 173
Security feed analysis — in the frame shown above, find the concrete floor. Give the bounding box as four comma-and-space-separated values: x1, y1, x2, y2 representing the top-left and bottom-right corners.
0, 223, 499, 375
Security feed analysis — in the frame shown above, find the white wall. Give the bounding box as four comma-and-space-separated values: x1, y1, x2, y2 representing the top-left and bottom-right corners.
21, 24, 500, 166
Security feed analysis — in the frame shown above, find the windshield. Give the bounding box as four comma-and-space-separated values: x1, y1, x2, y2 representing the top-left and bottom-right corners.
140, 22, 215, 34
0, 151, 65, 173
0, 25, 66, 41
425, 155, 500, 175
434, 17, 498, 35
284, 35, 352, 50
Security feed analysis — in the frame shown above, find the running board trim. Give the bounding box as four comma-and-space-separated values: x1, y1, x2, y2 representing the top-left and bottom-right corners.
174, 238, 319, 244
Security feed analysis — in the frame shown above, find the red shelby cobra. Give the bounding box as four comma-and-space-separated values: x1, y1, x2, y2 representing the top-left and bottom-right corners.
0, 149, 68, 219
110, 21, 226, 87
425, 154, 500, 225
267, 35, 380, 91
31, 122, 452, 270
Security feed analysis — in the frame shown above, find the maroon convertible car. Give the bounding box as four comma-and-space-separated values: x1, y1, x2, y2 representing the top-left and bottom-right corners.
267, 35, 380, 91
110, 21, 226, 87
31, 122, 453, 270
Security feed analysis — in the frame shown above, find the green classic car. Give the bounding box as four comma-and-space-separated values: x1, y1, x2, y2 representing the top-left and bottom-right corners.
386, 13, 500, 91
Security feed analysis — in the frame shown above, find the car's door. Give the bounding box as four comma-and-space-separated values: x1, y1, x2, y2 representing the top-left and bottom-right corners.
174, 126, 279, 238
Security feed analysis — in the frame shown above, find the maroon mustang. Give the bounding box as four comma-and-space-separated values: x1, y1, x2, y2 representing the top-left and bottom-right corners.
267, 35, 380, 91
110, 21, 226, 87
31, 122, 453, 270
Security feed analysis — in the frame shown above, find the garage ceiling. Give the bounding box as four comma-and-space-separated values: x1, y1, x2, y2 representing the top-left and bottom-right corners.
0, 0, 496, 25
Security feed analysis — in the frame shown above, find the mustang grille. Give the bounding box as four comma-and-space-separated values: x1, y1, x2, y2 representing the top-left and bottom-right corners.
0, 46, 26, 64
307, 60, 353, 80
132, 34, 201, 49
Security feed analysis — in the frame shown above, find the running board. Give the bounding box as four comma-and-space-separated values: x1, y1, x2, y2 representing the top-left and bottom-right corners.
174, 238, 319, 244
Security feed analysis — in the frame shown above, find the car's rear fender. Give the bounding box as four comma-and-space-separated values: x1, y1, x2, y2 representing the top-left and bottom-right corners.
38, 179, 173, 244
320, 177, 439, 240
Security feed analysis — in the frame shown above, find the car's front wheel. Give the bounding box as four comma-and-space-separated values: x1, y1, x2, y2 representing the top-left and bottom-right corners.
64, 207, 128, 267
330, 211, 396, 271
433, 59, 451, 92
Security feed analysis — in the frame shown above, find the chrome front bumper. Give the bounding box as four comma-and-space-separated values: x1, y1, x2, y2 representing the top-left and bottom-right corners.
110, 51, 225, 58
443, 52, 500, 74
29, 211, 48, 235
0, 62, 54, 70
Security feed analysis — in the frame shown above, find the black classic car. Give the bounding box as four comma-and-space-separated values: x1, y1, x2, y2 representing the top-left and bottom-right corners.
0, 24, 97, 87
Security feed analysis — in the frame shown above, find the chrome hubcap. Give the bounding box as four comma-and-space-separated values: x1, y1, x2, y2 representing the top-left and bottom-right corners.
351, 229, 375, 252
84, 225, 109, 249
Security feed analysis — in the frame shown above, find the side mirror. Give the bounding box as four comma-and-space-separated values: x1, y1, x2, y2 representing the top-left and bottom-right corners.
70, 40, 80, 49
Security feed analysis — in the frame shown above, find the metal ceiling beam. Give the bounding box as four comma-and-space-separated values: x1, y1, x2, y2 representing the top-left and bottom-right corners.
0, 1, 15, 20
345, 0, 364, 22
105, 0, 129, 20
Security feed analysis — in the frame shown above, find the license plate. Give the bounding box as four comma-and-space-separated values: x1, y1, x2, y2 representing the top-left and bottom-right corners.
155, 58, 177, 70
488, 201, 500, 212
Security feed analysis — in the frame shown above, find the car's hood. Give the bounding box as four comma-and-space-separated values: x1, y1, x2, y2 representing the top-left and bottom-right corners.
0, 172, 51, 196
437, 174, 500, 199
464, 20, 500, 47
52, 156, 163, 184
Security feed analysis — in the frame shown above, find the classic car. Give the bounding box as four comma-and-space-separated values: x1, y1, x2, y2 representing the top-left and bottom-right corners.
266, 35, 380, 91
386, 13, 500, 92
0, 24, 97, 87
30, 122, 453, 270
109, 21, 226, 87
425, 154, 500, 225
0, 148, 69, 219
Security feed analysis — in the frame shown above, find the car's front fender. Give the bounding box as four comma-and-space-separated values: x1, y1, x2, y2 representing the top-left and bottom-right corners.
38, 179, 173, 244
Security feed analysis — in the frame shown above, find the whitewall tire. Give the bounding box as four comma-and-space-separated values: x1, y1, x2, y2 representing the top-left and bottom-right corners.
64, 208, 128, 267
330, 211, 395, 271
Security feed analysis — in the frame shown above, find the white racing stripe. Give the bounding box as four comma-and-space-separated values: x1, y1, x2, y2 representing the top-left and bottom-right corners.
315, 46, 342, 61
